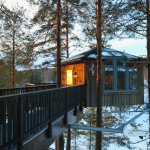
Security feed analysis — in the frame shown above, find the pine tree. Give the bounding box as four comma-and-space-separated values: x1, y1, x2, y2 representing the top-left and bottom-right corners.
29, 0, 88, 65
0, 4, 35, 88
0, 59, 12, 88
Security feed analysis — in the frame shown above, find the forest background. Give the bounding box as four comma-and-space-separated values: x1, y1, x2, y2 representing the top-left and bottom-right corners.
0, 0, 148, 88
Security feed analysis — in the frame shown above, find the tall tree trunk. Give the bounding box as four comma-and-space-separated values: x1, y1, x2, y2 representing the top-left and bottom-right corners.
89, 114, 91, 150
56, 0, 61, 88
75, 130, 76, 150
12, 30, 15, 88
146, 0, 150, 145
147, 0, 150, 103
96, 0, 102, 150
55, 0, 63, 149
66, 128, 71, 150
66, 0, 69, 58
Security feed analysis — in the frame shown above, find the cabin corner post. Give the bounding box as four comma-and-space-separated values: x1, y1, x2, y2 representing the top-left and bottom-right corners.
17, 97, 23, 150
140, 65, 144, 103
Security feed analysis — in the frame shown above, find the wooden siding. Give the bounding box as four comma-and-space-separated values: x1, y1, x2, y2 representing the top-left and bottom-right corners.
61, 62, 144, 107
85, 63, 144, 107
61, 63, 85, 87
103, 92, 143, 106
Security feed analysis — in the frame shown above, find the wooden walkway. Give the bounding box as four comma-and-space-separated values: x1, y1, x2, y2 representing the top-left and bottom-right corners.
0, 84, 86, 150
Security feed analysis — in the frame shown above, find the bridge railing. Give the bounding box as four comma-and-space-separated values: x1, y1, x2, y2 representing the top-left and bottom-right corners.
0, 84, 86, 150
0, 83, 56, 96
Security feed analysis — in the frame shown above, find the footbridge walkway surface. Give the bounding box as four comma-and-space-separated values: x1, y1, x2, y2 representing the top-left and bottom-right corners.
0, 84, 86, 150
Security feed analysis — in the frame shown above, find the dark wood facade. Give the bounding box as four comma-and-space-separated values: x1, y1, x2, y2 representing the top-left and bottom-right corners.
61, 48, 144, 107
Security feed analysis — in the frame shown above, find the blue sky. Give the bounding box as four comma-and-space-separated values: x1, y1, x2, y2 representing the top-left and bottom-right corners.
109, 38, 147, 57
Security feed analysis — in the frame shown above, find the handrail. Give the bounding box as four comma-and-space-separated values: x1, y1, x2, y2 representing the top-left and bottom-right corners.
0, 83, 56, 96
0, 84, 86, 150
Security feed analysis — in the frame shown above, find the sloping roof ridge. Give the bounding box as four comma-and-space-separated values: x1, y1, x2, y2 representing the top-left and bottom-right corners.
103, 47, 139, 58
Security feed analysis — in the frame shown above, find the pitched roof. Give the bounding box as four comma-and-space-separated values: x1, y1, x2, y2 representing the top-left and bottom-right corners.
62, 47, 142, 64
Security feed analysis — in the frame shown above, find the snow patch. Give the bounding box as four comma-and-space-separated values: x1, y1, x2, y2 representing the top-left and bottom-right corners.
88, 54, 97, 59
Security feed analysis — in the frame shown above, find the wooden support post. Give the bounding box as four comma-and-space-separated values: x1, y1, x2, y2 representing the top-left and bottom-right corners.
66, 128, 71, 150
79, 103, 83, 112
56, 134, 64, 150
73, 106, 77, 116
64, 113, 68, 124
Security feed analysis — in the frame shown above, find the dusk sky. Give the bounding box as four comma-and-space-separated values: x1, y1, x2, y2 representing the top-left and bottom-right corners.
2, 0, 147, 58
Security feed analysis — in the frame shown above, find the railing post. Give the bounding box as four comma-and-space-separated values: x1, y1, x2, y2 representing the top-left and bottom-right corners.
0, 90, 2, 96
64, 89, 68, 124
47, 92, 52, 139
73, 87, 77, 116
17, 97, 23, 150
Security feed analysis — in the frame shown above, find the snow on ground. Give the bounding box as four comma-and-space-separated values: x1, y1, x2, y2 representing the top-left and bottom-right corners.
49, 80, 150, 149
49, 112, 150, 150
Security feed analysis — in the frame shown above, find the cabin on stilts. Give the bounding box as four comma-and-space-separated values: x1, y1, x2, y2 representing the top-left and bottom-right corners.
61, 47, 145, 107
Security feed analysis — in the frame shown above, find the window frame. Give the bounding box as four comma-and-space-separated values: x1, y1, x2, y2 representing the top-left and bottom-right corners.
104, 58, 138, 92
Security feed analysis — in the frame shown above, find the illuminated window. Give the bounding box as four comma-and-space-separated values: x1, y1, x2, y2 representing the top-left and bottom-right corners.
66, 70, 72, 86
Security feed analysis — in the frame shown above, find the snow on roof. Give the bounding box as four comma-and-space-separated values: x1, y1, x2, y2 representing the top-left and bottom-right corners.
61, 47, 142, 64
102, 51, 113, 56
88, 54, 97, 59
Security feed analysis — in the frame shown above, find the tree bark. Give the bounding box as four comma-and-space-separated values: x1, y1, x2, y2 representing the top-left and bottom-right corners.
96, 0, 102, 150
146, 0, 150, 146
56, 135, 64, 150
56, 0, 61, 88
55, 0, 63, 149
12, 29, 15, 88
66, 128, 71, 150
66, 0, 69, 58
147, 0, 150, 102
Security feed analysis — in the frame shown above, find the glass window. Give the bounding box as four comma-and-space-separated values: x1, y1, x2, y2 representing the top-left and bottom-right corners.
117, 68, 126, 90
129, 68, 138, 90
66, 70, 73, 86
105, 60, 113, 65
117, 60, 125, 66
105, 68, 113, 90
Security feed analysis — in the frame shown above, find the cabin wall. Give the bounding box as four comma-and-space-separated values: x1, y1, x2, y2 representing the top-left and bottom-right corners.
61, 63, 85, 87
84, 62, 97, 107
85, 63, 144, 107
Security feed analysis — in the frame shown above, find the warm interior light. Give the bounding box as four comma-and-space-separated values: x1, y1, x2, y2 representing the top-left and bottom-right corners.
67, 70, 72, 85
